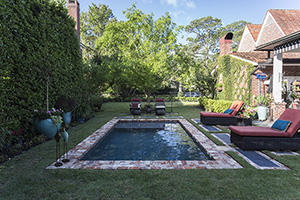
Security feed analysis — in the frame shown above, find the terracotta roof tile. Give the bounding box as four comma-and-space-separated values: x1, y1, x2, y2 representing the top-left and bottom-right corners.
269, 9, 300, 35
246, 24, 262, 41
231, 52, 300, 64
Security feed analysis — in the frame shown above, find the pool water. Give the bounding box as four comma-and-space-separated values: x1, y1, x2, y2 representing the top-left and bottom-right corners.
81, 122, 211, 161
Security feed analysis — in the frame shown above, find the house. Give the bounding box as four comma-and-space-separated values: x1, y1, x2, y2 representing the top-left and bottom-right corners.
67, 0, 80, 42
219, 9, 300, 120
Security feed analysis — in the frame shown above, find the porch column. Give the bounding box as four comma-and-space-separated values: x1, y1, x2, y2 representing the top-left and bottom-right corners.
273, 52, 283, 102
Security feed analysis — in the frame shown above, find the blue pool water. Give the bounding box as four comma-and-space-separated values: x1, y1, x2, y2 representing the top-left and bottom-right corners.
81, 122, 211, 161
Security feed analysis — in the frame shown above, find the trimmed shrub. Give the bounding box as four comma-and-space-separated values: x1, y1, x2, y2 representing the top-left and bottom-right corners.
0, 0, 83, 132
199, 97, 232, 113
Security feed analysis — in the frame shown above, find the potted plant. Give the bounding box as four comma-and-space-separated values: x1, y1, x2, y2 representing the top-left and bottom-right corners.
255, 94, 270, 121
34, 108, 63, 138
242, 106, 257, 119
73, 104, 92, 124
54, 96, 77, 124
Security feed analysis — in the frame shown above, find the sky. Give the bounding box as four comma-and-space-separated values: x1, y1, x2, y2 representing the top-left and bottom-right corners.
77, 0, 300, 43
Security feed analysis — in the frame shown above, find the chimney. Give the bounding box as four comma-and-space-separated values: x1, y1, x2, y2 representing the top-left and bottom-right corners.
67, 0, 80, 42
220, 32, 233, 56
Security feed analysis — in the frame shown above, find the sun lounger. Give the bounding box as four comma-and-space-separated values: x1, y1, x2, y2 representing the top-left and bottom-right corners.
229, 108, 300, 150
155, 98, 166, 115
130, 98, 141, 115
200, 100, 244, 125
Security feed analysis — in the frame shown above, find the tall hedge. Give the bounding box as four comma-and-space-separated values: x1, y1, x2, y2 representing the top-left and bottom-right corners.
0, 0, 84, 131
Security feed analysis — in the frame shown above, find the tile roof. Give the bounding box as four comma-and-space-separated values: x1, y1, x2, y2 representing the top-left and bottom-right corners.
269, 9, 300, 35
246, 24, 262, 41
231, 52, 300, 64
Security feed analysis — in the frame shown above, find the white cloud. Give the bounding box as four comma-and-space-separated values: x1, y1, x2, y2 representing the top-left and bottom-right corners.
161, 0, 177, 7
142, 0, 153, 3
170, 10, 185, 18
184, 0, 196, 9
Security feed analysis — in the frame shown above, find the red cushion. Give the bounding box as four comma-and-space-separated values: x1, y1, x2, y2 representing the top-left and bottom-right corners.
229, 101, 244, 116
200, 112, 233, 118
131, 98, 141, 102
229, 126, 290, 137
278, 108, 300, 137
155, 98, 165, 102
131, 103, 140, 108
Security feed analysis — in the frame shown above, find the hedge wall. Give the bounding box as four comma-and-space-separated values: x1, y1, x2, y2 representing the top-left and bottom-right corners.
199, 97, 233, 113
0, 0, 84, 131
218, 55, 254, 102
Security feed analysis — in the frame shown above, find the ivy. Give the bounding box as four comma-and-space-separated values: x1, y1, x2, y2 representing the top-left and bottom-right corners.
0, 0, 83, 131
218, 55, 254, 102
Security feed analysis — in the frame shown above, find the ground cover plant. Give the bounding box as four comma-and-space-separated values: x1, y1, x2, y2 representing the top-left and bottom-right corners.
1, 102, 300, 199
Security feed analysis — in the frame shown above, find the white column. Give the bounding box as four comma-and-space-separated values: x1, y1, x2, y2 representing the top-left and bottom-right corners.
273, 52, 283, 102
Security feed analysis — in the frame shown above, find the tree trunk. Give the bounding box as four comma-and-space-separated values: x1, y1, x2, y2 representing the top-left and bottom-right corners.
46, 75, 49, 111
146, 93, 151, 104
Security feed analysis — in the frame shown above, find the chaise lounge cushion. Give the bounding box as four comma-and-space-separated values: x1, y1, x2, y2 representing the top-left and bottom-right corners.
229, 108, 300, 138
200, 112, 233, 118
277, 109, 300, 137
229, 126, 290, 137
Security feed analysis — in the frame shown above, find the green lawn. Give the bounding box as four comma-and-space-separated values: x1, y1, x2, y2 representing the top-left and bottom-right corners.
1, 102, 300, 199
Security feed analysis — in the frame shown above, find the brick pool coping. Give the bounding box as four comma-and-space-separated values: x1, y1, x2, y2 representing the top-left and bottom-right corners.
47, 118, 242, 170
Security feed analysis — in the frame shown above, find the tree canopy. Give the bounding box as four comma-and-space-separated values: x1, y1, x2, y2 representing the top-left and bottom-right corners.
95, 4, 181, 102
80, 3, 115, 60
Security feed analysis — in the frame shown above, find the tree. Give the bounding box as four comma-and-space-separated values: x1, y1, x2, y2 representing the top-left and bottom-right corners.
185, 16, 223, 69
80, 3, 115, 60
95, 4, 180, 103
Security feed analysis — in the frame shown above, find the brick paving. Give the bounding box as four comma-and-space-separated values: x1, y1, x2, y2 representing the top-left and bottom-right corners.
47, 118, 242, 170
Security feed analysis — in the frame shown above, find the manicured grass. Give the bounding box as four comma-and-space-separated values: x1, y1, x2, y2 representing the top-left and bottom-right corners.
2, 102, 300, 199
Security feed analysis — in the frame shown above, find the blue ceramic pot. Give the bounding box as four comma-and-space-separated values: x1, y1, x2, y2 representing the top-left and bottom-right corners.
34, 118, 61, 138
62, 112, 72, 124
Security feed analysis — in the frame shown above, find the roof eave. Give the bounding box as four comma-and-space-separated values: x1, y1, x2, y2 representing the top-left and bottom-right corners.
255, 30, 300, 51
229, 54, 258, 66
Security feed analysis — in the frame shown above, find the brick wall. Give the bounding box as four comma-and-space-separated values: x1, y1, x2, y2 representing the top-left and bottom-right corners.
67, 0, 80, 42
220, 33, 232, 56
220, 42, 232, 56
270, 102, 286, 121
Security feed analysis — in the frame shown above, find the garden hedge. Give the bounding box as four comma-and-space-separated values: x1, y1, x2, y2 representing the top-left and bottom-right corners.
0, 0, 83, 132
199, 97, 232, 113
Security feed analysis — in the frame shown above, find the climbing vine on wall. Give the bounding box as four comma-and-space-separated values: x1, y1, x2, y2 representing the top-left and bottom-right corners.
218, 55, 254, 103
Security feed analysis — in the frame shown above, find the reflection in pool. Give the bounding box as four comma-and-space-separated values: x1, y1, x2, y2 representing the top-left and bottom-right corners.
81, 122, 211, 161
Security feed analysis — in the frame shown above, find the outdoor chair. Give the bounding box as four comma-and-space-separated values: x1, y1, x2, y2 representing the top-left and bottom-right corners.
200, 100, 244, 126
229, 108, 300, 151
155, 98, 166, 115
130, 98, 142, 115
292, 103, 300, 109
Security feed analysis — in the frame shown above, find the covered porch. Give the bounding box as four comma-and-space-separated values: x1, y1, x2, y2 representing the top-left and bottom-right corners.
255, 30, 300, 120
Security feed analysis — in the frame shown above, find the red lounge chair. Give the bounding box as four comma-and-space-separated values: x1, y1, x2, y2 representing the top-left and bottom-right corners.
130, 98, 141, 115
200, 100, 244, 125
229, 108, 300, 150
155, 98, 166, 115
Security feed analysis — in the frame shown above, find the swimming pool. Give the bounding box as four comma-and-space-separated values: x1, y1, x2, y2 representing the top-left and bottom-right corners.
80, 122, 212, 161
48, 119, 242, 169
